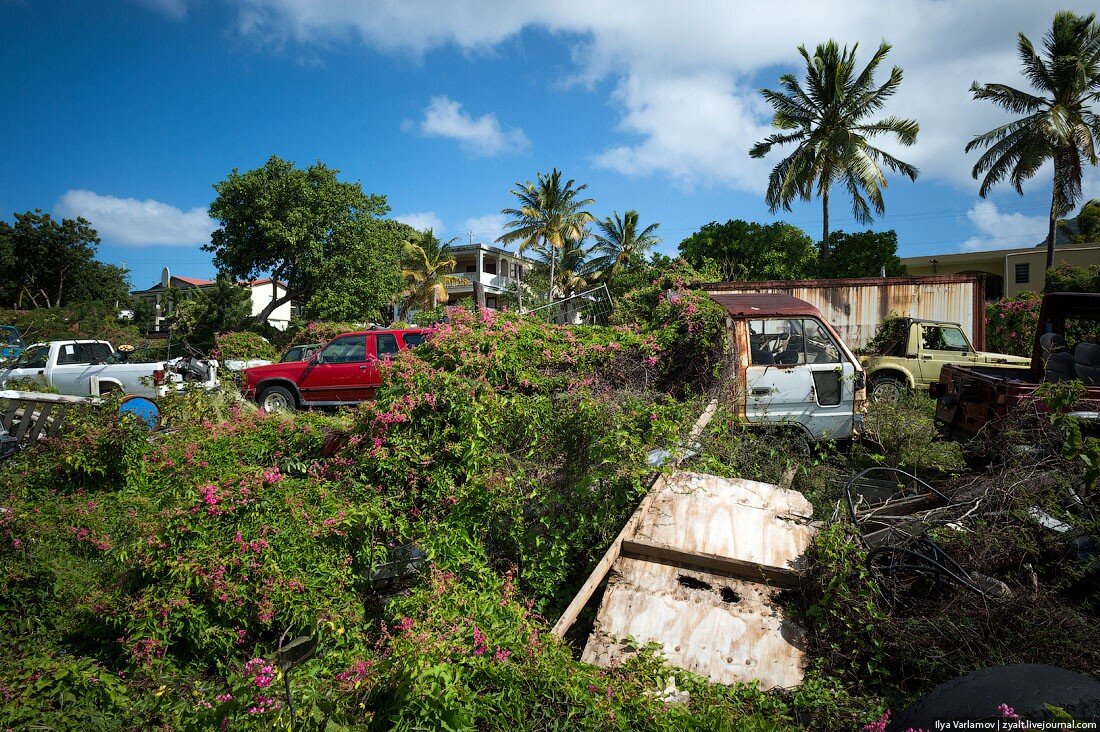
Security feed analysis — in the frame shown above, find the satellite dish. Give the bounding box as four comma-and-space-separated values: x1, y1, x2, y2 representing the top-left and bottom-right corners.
161, 267, 171, 288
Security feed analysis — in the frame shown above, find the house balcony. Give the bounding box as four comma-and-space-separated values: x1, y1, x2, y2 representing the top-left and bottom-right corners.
445, 271, 513, 295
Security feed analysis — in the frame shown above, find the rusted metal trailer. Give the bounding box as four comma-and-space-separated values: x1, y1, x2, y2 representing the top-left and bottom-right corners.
706, 274, 987, 351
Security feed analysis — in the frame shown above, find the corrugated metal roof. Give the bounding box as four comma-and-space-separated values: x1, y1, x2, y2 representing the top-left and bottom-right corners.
708, 293, 823, 319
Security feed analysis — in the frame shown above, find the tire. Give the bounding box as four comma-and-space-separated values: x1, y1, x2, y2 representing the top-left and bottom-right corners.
869, 375, 908, 404
258, 385, 296, 413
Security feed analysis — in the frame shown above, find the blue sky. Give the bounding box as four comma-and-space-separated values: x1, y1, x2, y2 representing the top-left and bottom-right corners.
2, 0, 1097, 290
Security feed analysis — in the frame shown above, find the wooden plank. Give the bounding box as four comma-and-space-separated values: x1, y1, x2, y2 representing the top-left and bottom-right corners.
0, 390, 101, 405
551, 398, 719, 638
621, 538, 804, 588
581, 558, 807, 690
12, 407, 33, 440
26, 403, 53, 441
46, 404, 69, 436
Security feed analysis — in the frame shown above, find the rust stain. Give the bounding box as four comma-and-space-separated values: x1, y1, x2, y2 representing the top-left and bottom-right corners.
706, 276, 984, 350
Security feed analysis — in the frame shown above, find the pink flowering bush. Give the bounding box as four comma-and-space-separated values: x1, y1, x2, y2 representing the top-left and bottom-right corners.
985, 292, 1042, 356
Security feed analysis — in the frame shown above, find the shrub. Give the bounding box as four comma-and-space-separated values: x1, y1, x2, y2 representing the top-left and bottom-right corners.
212, 331, 278, 363
985, 292, 1041, 355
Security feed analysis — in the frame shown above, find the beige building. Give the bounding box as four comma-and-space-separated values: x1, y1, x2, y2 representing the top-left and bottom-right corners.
902, 244, 1100, 298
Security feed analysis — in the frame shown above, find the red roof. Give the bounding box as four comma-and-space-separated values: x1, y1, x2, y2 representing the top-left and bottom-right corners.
708, 293, 824, 319
172, 275, 215, 287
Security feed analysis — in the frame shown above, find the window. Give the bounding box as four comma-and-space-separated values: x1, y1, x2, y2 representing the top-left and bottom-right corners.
77, 343, 112, 364
748, 318, 841, 365
511, 263, 523, 279
484, 260, 497, 275
320, 336, 366, 364
922, 325, 969, 352
1015, 262, 1030, 284
402, 332, 426, 348
15, 345, 48, 370
465, 264, 477, 273
56, 343, 78, 365
375, 333, 400, 359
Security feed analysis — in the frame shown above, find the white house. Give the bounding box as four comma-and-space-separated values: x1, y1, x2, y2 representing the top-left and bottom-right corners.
443, 243, 536, 310
131, 268, 294, 331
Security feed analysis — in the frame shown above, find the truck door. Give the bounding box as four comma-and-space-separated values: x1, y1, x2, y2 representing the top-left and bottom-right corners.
916, 324, 973, 386
744, 318, 856, 440
53, 342, 114, 395
298, 335, 368, 403
3, 344, 50, 387
364, 333, 401, 399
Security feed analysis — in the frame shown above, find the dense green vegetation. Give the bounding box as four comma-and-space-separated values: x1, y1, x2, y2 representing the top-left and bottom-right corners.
2, 291, 1098, 730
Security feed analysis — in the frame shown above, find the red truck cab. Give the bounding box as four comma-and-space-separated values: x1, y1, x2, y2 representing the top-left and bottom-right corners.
243, 328, 428, 412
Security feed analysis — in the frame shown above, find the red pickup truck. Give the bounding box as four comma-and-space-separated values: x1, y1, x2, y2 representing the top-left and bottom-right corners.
933, 293, 1100, 439
243, 328, 428, 412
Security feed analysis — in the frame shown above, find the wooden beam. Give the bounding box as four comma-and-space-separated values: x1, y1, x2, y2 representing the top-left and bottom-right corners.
551, 398, 719, 638
620, 538, 804, 589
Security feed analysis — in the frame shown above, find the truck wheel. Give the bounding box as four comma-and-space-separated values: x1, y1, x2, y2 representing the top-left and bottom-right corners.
870, 376, 908, 404
259, 386, 296, 413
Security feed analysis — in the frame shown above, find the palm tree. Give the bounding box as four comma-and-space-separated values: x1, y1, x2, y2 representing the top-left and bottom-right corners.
588, 210, 660, 287
966, 11, 1100, 270
750, 41, 920, 258
497, 169, 595, 303
401, 229, 467, 310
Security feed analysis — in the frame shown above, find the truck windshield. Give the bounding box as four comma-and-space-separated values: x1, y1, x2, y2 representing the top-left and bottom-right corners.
922, 325, 969, 352
749, 319, 841, 365
1, 328, 20, 346
14, 345, 48, 370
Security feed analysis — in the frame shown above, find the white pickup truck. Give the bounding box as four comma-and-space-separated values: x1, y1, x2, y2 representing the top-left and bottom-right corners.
0, 340, 218, 398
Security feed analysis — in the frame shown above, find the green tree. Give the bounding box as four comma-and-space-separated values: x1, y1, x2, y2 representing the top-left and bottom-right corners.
205, 155, 392, 324
173, 276, 253, 347
816, 229, 907, 278
677, 219, 818, 280
1059, 199, 1100, 244
497, 169, 595, 303
304, 218, 411, 321
967, 11, 1100, 270
67, 262, 131, 307
400, 228, 468, 310
0, 210, 101, 308
750, 41, 920, 257
587, 210, 660, 288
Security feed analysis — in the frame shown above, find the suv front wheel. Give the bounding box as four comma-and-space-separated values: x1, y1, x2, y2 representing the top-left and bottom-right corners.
258, 385, 296, 413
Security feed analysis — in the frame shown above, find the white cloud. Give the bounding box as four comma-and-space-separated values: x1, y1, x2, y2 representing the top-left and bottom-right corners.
393, 211, 446, 233
132, 0, 188, 20
228, 0, 1100, 191
406, 96, 529, 157
462, 213, 509, 246
960, 200, 1048, 252
593, 72, 773, 189
55, 189, 215, 246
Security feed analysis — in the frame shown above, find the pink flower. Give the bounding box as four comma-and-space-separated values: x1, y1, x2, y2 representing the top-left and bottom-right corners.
861, 710, 890, 732
472, 626, 487, 656
493, 647, 511, 663
244, 658, 277, 688
998, 704, 1019, 720
215, 693, 233, 703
